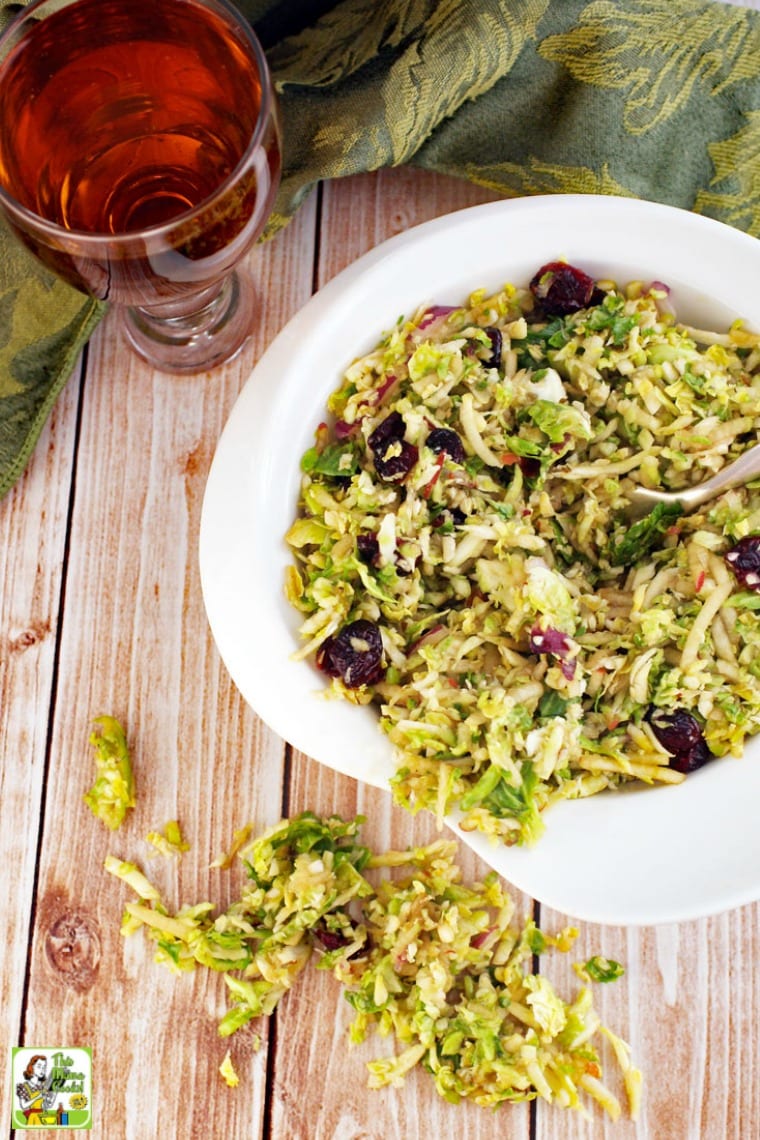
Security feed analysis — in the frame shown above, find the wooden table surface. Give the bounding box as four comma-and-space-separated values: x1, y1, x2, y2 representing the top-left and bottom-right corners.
3, 161, 760, 1139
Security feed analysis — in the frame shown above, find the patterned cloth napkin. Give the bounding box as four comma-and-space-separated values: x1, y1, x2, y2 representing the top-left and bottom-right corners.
2, 0, 759, 497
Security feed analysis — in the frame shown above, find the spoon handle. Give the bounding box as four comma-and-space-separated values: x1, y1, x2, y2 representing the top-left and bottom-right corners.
627, 439, 760, 518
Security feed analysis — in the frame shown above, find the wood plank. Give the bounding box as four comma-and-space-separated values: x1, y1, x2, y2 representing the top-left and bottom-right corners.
534, 905, 760, 1139
271, 168, 540, 1139
17, 199, 318, 1138
0, 364, 83, 1132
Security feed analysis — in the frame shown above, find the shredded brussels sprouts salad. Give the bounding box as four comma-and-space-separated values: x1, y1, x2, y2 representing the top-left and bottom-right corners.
285, 261, 760, 846
108, 812, 641, 1120
84, 716, 135, 831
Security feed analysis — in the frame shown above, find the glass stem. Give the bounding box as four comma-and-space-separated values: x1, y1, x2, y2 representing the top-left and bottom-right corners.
120, 270, 256, 374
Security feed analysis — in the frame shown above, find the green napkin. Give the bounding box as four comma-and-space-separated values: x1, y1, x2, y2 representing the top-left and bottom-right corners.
2, 0, 760, 497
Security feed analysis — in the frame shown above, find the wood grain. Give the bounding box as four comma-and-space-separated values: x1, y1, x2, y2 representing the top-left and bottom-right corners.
0, 364, 83, 1132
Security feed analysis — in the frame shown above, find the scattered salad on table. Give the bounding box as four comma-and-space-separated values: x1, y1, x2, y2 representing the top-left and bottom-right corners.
108, 812, 641, 1120
285, 261, 760, 846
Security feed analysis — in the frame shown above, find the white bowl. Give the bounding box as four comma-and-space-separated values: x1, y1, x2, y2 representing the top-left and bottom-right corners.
199, 194, 760, 926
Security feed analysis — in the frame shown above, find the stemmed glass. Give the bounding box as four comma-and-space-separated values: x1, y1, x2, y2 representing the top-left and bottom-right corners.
0, 0, 281, 373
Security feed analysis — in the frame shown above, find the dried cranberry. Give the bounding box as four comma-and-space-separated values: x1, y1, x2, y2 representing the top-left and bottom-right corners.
648, 707, 702, 753
669, 737, 714, 775
368, 411, 405, 454
316, 619, 385, 688
496, 456, 537, 487
496, 456, 541, 486
315, 926, 348, 951
519, 456, 542, 480
432, 505, 467, 529
426, 427, 466, 464
358, 531, 417, 573
356, 533, 380, 566
373, 440, 419, 483
647, 706, 714, 773
530, 261, 596, 316
314, 924, 365, 959
482, 326, 502, 370
724, 535, 760, 591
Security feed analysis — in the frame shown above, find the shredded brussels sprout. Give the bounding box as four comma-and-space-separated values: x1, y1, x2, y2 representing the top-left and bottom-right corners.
578, 956, 626, 984
219, 1050, 240, 1088
107, 812, 641, 1120
146, 820, 190, 859
84, 716, 135, 830
286, 278, 760, 844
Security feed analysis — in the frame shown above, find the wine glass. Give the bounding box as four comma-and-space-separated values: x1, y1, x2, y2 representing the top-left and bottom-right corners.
0, 0, 282, 373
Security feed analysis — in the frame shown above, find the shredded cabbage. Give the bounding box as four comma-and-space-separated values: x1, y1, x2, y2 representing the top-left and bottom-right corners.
286, 278, 760, 844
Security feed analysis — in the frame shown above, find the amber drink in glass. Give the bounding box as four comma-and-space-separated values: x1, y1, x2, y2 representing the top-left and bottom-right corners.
0, 0, 281, 371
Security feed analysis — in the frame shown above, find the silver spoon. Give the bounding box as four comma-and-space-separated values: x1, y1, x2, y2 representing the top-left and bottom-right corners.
625, 440, 760, 520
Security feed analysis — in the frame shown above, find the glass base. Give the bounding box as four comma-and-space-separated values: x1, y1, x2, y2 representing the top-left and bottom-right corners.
120, 270, 256, 373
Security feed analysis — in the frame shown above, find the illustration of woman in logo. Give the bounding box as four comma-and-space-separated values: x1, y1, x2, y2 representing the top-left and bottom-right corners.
16, 1054, 56, 1125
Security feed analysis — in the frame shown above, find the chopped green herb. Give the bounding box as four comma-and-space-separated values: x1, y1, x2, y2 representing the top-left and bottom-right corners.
608, 502, 683, 566
301, 442, 360, 477
585, 300, 638, 346
538, 691, 570, 718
